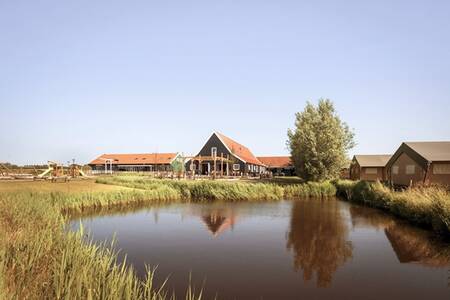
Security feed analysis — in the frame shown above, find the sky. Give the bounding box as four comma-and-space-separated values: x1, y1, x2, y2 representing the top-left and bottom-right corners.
0, 0, 449, 165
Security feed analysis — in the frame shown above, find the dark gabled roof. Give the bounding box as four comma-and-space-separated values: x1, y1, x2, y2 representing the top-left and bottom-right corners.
353, 155, 392, 167
404, 142, 450, 162
387, 141, 450, 170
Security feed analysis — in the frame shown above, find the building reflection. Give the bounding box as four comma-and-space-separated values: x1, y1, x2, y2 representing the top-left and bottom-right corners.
349, 206, 394, 230
385, 223, 450, 267
286, 200, 353, 287
201, 213, 237, 237
184, 205, 238, 237
349, 205, 450, 267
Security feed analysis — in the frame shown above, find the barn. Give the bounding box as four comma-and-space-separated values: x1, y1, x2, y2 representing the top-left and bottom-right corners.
386, 142, 450, 187
186, 132, 266, 176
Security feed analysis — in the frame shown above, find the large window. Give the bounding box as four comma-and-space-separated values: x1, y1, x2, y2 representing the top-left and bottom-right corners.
433, 163, 450, 175
365, 168, 378, 174
406, 165, 415, 175
392, 166, 399, 175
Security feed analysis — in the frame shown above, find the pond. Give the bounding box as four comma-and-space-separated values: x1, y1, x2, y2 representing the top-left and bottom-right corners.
70, 199, 450, 299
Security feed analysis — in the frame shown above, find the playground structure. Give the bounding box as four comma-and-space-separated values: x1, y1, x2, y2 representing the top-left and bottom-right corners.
36, 161, 67, 181
0, 161, 88, 182
36, 161, 87, 182
68, 164, 86, 178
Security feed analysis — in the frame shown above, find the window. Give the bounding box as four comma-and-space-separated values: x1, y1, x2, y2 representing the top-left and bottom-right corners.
433, 163, 450, 174
365, 168, 378, 174
211, 147, 217, 157
233, 164, 240, 171
406, 165, 415, 175
392, 166, 399, 175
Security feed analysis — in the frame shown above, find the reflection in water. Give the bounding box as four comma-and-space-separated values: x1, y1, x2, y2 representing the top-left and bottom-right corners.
201, 213, 236, 237
184, 205, 238, 237
349, 206, 394, 230
70, 200, 450, 299
286, 199, 353, 287
385, 224, 450, 267
349, 205, 450, 267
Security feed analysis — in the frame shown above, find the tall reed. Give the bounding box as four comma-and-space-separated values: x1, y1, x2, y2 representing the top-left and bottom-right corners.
96, 176, 336, 201
0, 191, 202, 299
334, 180, 450, 236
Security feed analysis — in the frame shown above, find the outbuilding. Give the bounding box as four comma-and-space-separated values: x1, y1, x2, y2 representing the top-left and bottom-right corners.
386, 142, 450, 187
350, 155, 392, 181
89, 153, 181, 173
257, 156, 295, 176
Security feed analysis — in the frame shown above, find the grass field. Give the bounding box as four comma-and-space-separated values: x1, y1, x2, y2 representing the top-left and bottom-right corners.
0, 179, 130, 193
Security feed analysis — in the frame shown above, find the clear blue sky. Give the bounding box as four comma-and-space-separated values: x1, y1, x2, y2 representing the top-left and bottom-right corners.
1, 0, 449, 165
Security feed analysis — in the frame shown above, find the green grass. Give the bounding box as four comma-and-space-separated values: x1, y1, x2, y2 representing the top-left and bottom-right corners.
0, 179, 131, 193
95, 176, 336, 201
334, 180, 450, 237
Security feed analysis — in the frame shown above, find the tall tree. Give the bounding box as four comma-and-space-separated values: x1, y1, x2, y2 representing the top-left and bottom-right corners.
287, 99, 355, 181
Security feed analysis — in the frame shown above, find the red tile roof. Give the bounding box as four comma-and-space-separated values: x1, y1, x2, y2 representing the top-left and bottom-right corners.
215, 132, 264, 166
257, 156, 293, 168
89, 153, 178, 165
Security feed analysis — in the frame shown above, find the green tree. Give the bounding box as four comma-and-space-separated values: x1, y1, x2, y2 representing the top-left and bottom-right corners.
287, 99, 355, 181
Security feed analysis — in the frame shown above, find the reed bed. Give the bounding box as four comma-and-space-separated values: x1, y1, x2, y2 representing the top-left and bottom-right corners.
96, 176, 336, 201
334, 180, 450, 237
0, 191, 202, 299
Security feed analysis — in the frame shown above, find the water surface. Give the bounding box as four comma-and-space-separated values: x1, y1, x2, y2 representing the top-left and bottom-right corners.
70, 199, 450, 299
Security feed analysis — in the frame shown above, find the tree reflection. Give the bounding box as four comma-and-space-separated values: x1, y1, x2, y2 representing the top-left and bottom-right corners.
286, 199, 353, 287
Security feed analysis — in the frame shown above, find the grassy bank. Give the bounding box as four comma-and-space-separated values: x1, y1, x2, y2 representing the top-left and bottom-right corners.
95, 176, 336, 201
334, 180, 450, 237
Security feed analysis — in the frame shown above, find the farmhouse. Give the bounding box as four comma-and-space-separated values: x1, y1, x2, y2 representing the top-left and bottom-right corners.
186, 132, 266, 176
350, 155, 391, 181
89, 153, 181, 173
257, 156, 295, 176
386, 142, 450, 187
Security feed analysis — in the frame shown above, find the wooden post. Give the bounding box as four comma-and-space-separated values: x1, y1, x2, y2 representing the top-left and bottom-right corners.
213, 154, 216, 179
226, 154, 230, 177
199, 155, 202, 178
221, 153, 224, 177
